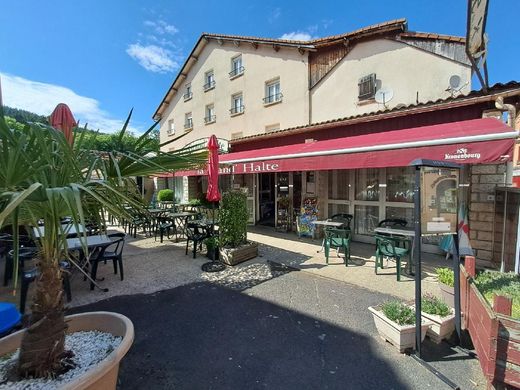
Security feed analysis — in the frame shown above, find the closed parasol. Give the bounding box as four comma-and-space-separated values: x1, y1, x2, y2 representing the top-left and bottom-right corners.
49, 103, 76, 145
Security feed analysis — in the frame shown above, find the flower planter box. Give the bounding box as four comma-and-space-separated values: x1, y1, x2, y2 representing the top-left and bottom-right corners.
0, 311, 134, 390
368, 306, 431, 353
439, 282, 455, 308
219, 241, 258, 266
421, 310, 455, 344
460, 258, 520, 389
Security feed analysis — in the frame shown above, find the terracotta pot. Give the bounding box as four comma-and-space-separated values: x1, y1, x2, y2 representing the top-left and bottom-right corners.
439, 283, 455, 308
421, 310, 455, 343
368, 306, 431, 353
0, 311, 134, 390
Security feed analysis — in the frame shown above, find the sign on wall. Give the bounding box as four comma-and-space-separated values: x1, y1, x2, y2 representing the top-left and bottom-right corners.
183, 137, 230, 154
420, 167, 459, 234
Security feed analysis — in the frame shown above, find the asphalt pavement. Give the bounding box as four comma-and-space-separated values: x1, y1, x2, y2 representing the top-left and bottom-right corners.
70, 262, 485, 390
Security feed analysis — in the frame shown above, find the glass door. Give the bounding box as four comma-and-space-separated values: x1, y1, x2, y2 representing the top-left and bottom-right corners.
233, 174, 256, 224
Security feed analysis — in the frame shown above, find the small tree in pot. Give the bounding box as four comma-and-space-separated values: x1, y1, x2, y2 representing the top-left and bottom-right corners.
218, 191, 257, 265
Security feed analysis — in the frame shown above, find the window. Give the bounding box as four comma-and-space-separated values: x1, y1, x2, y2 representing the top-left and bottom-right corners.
183, 83, 192, 100
263, 79, 282, 104
167, 119, 175, 136
230, 93, 244, 115
204, 104, 216, 124
355, 168, 379, 201
386, 167, 414, 203
328, 170, 350, 200
358, 73, 376, 100
231, 131, 243, 140
229, 55, 244, 78
184, 112, 193, 130
203, 71, 215, 91
265, 123, 280, 133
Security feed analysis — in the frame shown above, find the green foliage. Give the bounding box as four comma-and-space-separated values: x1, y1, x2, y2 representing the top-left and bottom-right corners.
5, 116, 25, 132
475, 271, 520, 319
436, 267, 454, 287
157, 189, 174, 201
3, 106, 48, 124
219, 191, 248, 248
188, 198, 201, 206
421, 293, 451, 317
204, 236, 219, 250
381, 300, 416, 325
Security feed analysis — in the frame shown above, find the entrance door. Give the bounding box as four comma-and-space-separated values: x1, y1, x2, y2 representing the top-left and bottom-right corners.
232, 174, 256, 224
258, 172, 275, 226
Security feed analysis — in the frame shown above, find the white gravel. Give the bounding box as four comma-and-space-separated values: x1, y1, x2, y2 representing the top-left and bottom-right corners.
0, 331, 121, 390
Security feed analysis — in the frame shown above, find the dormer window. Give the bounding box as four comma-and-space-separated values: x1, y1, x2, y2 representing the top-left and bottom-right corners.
183, 83, 192, 101
203, 71, 215, 91
229, 55, 244, 79
358, 73, 376, 100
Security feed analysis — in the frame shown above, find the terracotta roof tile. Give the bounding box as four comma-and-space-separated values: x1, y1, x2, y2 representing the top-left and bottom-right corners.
400, 31, 465, 43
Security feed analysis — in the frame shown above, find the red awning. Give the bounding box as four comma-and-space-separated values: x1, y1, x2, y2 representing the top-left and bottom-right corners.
172, 118, 517, 177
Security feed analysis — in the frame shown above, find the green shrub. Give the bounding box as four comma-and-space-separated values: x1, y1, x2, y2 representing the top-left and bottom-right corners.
436, 267, 454, 287
157, 189, 174, 201
421, 293, 451, 317
381, 300, 415, 325
219, 191, 248, 248
475, 271, 520, 319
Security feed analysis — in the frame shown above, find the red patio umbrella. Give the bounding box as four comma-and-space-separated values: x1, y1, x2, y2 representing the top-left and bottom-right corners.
206, 135, 221, 203
49, 103, 76, 145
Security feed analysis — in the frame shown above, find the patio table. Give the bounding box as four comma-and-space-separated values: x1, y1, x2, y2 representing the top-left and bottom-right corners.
312, 220, 347, 253
33, 223, 86, 238
165, 212, 198, 241
374, 227, 415, 275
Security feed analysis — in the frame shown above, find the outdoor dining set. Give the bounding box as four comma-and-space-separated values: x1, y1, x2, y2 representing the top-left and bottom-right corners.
314, 214, 414, 281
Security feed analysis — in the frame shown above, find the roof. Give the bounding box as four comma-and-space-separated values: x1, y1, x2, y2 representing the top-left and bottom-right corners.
229, 82, 520, 145
153, 18, 466, 120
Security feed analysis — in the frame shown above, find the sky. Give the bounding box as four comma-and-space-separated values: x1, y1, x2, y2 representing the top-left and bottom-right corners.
0, 0, 518, 133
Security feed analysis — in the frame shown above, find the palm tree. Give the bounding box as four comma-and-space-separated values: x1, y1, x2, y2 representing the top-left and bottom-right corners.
0, 110, 206, 378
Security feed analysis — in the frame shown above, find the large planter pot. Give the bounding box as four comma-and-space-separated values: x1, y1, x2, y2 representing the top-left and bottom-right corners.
219, 241, 258, 266
368, 306, 431, 353
421, 310, 455, 344
0, 311, 134, 390
439, 283, 455, 308
206, 247, 220, 260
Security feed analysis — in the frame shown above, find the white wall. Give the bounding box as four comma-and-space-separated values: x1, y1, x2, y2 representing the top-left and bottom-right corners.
310, 39, 472, 123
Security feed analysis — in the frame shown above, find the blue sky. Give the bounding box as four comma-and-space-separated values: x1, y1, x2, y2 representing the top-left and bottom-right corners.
0, 0, 518, 133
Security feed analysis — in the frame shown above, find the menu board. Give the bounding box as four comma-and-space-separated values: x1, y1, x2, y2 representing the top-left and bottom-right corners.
420, 167, 459, 234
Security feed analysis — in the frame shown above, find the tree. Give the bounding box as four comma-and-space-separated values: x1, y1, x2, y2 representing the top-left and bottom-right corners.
0, 109, 207, 379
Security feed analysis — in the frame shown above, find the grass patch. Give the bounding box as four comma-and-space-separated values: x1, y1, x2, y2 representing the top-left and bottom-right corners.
474, 271, 520, 319
381, 300, 415, 325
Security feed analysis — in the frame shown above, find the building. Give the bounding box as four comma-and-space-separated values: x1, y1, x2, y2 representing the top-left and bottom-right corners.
153, 19, 520, 267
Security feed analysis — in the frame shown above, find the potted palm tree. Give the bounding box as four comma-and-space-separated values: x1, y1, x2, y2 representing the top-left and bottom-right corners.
0, 110, 206, 388
218, 191, 258, 266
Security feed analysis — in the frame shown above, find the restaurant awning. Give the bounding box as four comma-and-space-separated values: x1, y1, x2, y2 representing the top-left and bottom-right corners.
172, 118, 517, 177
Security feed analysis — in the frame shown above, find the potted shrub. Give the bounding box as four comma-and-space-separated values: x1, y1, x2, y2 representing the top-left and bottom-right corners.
368, 301, 431, 353
218, 191, 258, 266
421, 293, 455, 343
0, 110, 207, 388
204, 236, 219, 260
436, 267, 455, 308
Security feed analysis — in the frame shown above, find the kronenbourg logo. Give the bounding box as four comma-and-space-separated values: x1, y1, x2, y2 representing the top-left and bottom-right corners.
444, 147, 481, 160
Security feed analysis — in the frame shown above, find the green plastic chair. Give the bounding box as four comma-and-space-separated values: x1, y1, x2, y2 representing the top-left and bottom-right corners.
374, 234, 411, 281
324, 228, 351, 266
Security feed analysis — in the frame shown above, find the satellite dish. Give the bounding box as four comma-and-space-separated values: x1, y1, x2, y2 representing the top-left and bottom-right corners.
449, 75, 461, 89
375, 87, 394, 105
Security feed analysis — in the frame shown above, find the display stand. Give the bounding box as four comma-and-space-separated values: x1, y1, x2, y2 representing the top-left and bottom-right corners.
297, 197, 318, 238
276, 197, 291, 232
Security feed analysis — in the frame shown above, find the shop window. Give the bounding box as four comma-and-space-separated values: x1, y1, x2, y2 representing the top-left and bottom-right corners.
328, 170, 350, 200
328, 203, 349, 218
355, 169, 379, 201
386, 167, 414, 203
385, 207, 414, 226
354, 205, 379, 235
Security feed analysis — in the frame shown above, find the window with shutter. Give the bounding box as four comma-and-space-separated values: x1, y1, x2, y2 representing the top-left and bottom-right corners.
358, 74, 376, 100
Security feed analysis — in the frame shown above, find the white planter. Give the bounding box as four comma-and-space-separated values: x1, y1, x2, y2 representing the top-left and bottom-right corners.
439, 283, 455, 308
368, 306, 431, 353
421, 310, 455, 344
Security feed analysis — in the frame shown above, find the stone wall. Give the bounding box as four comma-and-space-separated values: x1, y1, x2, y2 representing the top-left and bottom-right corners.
469, 163, 507, 267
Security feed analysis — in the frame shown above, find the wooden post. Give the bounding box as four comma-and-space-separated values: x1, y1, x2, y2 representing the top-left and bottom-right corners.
493, 295, 513, 317
465, 256, 476, 278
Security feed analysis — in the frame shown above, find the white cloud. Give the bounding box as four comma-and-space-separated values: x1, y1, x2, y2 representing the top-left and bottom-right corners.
143, 20, 178, 35
269, 7, 281, 23
0, 72, 134, 133
126, 44, 178, 73
279, 31, 313, 41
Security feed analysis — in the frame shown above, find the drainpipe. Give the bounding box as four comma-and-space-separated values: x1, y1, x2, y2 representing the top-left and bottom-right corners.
495, 96, 518, 185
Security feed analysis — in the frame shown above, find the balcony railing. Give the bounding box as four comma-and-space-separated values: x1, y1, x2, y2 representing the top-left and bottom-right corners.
184, 120, 193, 130
204, 115, 216, 124
183, 91, 193, 100
203, 80, 216, 91
263, 92, 283, 104
229, 66, 245, 78
229, 105, 245, 115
